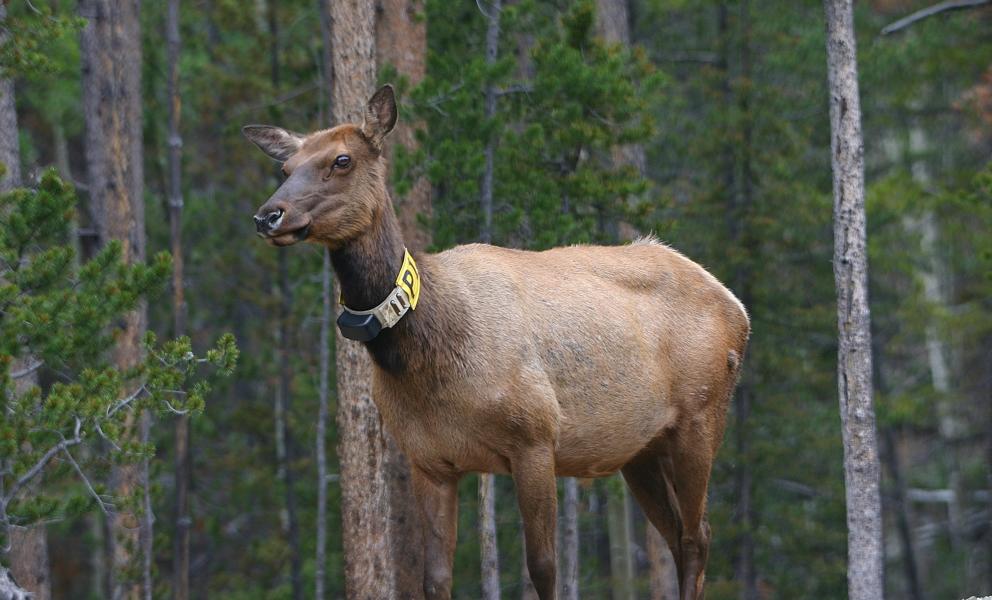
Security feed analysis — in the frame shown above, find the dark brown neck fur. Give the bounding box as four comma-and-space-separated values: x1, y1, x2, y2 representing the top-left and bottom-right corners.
329, 198, 471, 376
331, 204, 405, 312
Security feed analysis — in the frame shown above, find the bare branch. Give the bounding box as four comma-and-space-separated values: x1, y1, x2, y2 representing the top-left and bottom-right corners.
9, 359, 43, 380
881, 0, 991, 35
475, 0, 497, 21
0, 566, 32, 600
495, 84, 533, 97
95, 423, 122, 452
3, 419, 82, 507
62, 446, 114, 515
162, 398, 190, 416
107, 384, 147, 417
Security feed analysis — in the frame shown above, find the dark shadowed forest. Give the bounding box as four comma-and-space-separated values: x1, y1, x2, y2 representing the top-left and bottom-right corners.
1, 0, 991, 599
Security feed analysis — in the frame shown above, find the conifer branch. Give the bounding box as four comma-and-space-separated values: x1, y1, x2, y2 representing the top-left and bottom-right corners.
9, 360, 43, 380
881, 0, 991, 35
61, 444, 115, 515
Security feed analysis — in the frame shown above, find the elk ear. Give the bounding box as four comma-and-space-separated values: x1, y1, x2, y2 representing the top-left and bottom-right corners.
242, 125, 305, 162
361, 84, 397, 153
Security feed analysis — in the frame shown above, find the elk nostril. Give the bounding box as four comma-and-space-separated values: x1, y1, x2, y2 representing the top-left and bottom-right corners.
267, 209, 284, 227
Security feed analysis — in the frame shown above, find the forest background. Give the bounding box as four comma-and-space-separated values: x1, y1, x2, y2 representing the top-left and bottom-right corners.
1, 0, 991, 599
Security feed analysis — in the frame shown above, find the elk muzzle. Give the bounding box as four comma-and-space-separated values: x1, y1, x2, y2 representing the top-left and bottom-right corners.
252, 202, 312, 245
254, 208, 284, 234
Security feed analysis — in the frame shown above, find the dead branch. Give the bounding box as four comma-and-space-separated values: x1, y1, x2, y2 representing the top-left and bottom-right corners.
881, 0, 991, 35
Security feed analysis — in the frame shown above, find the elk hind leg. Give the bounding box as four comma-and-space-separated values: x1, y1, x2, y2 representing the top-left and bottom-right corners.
621, 449, 686, 590
667, 426, 719, 600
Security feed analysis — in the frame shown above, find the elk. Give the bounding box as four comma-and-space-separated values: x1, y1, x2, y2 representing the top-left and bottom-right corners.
244, 85, 749, 600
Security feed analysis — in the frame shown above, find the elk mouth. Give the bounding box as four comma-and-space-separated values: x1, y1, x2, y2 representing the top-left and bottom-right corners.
264, 218, 312, 246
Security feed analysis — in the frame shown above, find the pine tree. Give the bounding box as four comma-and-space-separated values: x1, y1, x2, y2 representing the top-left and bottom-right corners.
824, 1, 883, 598
0, 171, 236, 595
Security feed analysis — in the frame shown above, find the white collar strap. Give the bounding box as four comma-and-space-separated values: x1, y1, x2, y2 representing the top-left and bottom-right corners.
336, 248, 420, 342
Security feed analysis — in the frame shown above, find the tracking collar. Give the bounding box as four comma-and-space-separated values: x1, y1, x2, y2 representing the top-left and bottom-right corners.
337, 248, 421, 342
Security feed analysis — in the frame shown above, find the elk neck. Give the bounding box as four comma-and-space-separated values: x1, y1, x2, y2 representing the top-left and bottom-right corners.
329, 198, 461, 376
330, 201, 406, 313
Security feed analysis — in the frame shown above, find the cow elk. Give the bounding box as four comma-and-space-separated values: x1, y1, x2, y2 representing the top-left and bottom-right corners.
244, 84, 750, 600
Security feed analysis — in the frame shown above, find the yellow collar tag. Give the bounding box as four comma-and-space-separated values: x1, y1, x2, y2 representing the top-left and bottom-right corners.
395, 249, 420, 310
336, 248, 421, 341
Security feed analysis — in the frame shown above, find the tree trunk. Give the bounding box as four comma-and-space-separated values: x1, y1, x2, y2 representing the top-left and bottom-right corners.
1, 6, 52, 597
164, 1, 191, 598
476, 2, 503, 586
479, 475, 501, 600
376, 0, 431, 252
265, 5, 304, 599
594, 0, 640, 163
719, 2, 758, 598
917, 211, 967, 550
374, 5, 430, 596
328, 2, 401, 597
6, 528, 50, 600
823, 2, 884, 599
273, 261, 303, 600
140, 413, 153, 600
595, 0, 644, 242
480, 0, 501, 244
560, 477, 579, 600
645, 526, 678, 600
607, 479, 635, 600
80, 1, 147, 597
881, 428, 924, 600
986, 347, 992, 595
0, 567, 31, 600
0, 5, 20, 192
315, 247, 333, 600
316, 6, 333, 599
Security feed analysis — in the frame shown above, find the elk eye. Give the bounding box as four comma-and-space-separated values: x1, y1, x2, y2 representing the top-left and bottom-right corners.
334, 155, 351, 168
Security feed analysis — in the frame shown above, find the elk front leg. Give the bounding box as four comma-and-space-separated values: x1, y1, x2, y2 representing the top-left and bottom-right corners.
411, 466, 459, 600
511, 445, 558, 600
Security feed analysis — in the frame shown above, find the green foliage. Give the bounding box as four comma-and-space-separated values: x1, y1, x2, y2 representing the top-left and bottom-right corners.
1, 2, 83, 78
399, 0, 662, 250
0, 170, 237, 552
6, 0, 992, 596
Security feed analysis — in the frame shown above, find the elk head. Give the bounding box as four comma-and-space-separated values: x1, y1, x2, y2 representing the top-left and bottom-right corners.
243, 84, 398, 248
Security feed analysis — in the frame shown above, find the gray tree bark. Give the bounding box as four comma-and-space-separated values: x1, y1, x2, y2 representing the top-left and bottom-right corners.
80, 1, 147, 597
165, 2, 192, 599
718, 2, 758, 598
479, 475, 501, 600
0, 567, 31, 600
375, 5, 430, 596
377, 0, 432, 252
645, 526, 678, 600
316, 5, 333, 599
328, 2, 401, 597
265, 5, 304, 598
273, 261, 303, 600
881, 428, 923, 600
595, 0, 645, 242
480, 0, 501, 244
0, 10, 51, 596
594, 0, 645, 177
315, 246, 333, 600
560, 478, 579, 600
475, 3, 503, 588
0, 5, 20, 191
606, 480, 635, 600
823, 2, 884, 599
